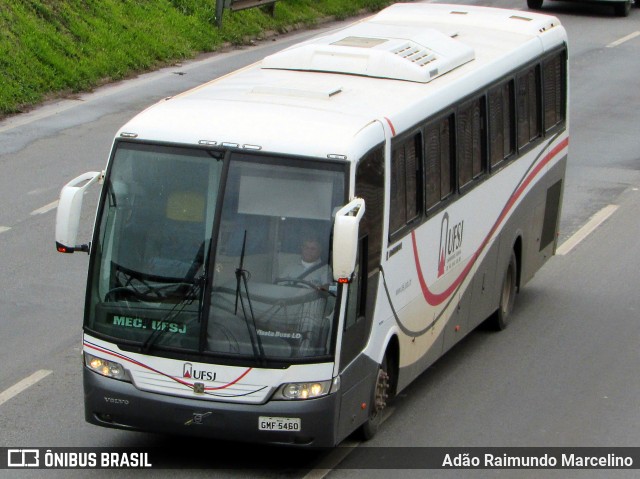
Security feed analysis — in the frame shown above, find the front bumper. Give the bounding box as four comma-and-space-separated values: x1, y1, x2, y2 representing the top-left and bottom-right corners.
84, 368, 340, 447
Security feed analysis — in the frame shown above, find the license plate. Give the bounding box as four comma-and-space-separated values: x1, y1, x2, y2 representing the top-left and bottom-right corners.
258, 416, 301, 431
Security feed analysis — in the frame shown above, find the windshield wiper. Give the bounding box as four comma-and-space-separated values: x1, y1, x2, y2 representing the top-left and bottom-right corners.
106, 241, 208, 303
106, 264, 191, 302
139, 242, 209, 353
234, 230, 266, 366
140, 273, 206, 353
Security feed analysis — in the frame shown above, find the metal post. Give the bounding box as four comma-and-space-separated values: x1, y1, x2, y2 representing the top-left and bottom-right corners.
215, 0, 228, 28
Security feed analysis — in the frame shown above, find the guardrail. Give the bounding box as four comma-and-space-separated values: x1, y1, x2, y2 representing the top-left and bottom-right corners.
215, 0, 278, 27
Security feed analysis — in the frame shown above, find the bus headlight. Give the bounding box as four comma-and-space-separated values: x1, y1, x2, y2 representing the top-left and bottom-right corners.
275, 378, 337, 400
84, 352, 128, 381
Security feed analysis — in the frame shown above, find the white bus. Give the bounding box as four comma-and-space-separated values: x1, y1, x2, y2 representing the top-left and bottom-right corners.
55, 3, 568, 447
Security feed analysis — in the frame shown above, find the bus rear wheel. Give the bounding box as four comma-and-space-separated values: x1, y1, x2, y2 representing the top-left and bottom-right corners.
359, 355, 391, 440
494, 250, 517, 330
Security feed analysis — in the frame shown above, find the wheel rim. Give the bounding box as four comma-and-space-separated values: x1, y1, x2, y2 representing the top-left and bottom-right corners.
501, 263, 514, 315
372, 367, 390, 419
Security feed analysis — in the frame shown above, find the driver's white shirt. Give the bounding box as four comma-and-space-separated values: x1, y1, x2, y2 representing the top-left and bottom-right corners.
282, 259, 329, 285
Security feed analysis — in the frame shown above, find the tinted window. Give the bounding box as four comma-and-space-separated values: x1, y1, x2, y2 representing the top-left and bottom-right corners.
425, 115, 454, 210
390, 133, 422, 235
488, 80, 515, 168
517, 65, 541, 148
457, 97, 486, 187
356, 145, 385, 274
543, 52, 566, 132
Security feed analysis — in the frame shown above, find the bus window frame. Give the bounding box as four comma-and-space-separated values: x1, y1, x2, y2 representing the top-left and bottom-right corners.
382, 45, 568, 241
456, 94, 488, 196
541, 48, 568, 136
424, 111, 456, 216
388, 129, 424, 243
487, 78, 517, 174
515, 62, 543, 155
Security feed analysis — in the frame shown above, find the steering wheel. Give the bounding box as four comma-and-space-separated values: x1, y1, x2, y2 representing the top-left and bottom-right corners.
105, 282, 196, 302
274, 277, 320, 290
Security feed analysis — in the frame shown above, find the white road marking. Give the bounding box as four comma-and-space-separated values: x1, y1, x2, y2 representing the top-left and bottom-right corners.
607, 31, 640, 48
556, 205, 619, 256
30, 200, 59, 216
0, 226, 11, 234
0, 370, 53, 407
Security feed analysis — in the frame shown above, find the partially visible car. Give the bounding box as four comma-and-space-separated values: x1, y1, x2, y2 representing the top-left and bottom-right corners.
527, 0, 636, 17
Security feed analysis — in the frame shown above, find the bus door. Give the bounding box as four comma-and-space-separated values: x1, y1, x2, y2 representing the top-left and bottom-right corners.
335, 144, 385, 440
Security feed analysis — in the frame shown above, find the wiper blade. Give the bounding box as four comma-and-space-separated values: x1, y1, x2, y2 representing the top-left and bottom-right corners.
234, 230, 266, 366
106, 241, 207, 302
140, 274, 206, 353
234, 230, 248, 315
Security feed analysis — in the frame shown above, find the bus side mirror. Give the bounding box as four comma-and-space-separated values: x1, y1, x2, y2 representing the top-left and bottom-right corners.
332, 197, 365, 283
55, 171, 103, 254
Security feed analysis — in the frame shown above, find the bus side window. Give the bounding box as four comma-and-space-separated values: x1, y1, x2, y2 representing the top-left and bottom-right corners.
344, 240, 367, 330
542, 51, 566, 133
355, 145, 384, 275
488, 80, 515, 169
516, 65, 541, 149
389, 133, 422, 236
425, 115, 454, 211
457, 96, 487, 189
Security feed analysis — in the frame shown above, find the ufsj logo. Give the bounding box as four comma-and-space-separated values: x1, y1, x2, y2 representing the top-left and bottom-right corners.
183, 363, 216, 382
438, 212, 464, 278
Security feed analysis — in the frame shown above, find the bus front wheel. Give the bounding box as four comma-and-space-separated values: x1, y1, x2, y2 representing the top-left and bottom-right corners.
360, 355, 392, 440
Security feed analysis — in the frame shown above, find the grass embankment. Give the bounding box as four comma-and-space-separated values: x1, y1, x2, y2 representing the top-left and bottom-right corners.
0, 0, 394, 118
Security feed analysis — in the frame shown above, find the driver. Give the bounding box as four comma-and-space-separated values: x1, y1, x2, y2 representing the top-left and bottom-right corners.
280, 235, 331, 287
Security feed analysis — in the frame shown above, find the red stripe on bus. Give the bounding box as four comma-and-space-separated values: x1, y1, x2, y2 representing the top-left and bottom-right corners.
205, 367, 252, 391
384, 117, 396, 136
84, 341, 253, 391
412, 137, 569, 306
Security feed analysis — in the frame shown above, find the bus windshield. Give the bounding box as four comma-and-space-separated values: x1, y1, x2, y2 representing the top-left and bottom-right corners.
85, 142, 345, 364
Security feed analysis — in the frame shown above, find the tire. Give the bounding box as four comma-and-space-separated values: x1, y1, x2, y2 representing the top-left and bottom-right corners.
614, 1, 631, 16
359, 354, 392, 441
493, 250, 518, 331
527, 0, 544, 9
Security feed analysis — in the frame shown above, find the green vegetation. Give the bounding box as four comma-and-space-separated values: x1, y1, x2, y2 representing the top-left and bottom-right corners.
0, 0, 394, 118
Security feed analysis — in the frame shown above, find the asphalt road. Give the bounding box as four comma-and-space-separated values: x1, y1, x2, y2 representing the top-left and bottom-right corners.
0, 0, 639, 477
